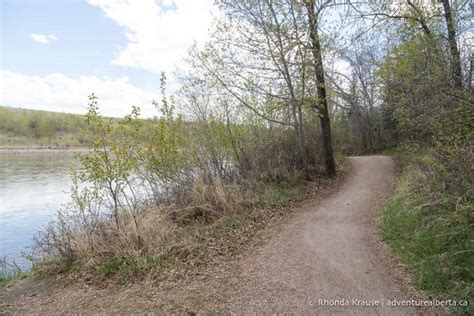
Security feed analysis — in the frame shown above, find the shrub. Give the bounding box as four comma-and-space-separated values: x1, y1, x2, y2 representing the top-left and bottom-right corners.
383, 148, 473, 315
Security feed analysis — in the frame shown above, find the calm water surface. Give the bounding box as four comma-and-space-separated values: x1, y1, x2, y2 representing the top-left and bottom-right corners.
0, 153, 80, 268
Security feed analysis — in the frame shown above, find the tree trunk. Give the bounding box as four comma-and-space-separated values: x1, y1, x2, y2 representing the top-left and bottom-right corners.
305, 0, 336, 176
291, 100, 308, 168
441, 0, 463, 88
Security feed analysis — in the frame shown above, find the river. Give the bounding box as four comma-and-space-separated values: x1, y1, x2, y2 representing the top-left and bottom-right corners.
0, 153, 80, 269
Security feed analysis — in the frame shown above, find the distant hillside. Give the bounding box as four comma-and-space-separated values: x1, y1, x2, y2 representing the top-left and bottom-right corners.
0, 106, 89, 148
0, 106, 204, 149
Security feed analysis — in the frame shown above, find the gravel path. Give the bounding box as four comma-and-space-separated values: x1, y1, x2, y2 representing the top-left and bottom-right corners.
3, 156, 440, 315
187, 155, 432, 314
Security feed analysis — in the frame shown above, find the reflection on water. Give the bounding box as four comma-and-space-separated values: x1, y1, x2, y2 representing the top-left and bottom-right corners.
0, 153, 80, 269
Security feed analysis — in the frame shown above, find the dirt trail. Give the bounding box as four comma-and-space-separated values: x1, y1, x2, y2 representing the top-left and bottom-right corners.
3, 156, 440, 315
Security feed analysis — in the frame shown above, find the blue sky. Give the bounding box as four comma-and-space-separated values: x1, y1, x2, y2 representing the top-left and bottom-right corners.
0, 0, 214, 117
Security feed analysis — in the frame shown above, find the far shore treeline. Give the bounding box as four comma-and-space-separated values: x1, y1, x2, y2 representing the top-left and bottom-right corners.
0, 106, 89, 148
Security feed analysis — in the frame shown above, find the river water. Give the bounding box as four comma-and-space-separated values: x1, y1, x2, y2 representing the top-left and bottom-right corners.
0, 153, 80, 269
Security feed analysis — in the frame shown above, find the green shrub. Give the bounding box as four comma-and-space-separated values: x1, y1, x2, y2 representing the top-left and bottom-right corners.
383, 149, 473, 315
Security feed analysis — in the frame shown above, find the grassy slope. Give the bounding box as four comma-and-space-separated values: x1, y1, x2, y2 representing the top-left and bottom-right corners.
382, 150, 473, 315
0, 106, 204, 149
0, 106, 89, 148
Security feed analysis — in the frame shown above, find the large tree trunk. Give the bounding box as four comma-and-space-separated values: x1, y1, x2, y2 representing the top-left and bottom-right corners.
441, 0, 463, 88
305, 0, 336, 176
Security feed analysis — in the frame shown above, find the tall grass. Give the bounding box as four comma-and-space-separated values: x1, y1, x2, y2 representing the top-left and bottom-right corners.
0, 258, 23, 290
383, 149, 473, 315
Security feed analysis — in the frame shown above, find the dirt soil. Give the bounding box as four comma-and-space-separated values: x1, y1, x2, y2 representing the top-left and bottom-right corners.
1, 156, 444, 315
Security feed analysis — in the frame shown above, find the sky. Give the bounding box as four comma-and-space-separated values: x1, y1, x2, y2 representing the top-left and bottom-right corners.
1, 1, 471, 118
0, 0, 215, 117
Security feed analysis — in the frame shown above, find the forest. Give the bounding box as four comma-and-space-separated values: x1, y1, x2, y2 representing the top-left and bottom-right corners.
1, 0, 472, 314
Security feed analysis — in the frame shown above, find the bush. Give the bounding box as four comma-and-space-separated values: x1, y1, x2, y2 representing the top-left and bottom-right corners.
383, 148, 473, 315
30, 73, 328, 282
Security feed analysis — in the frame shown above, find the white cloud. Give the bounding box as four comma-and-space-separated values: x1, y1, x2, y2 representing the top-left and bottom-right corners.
87, 0, 215, 74
30, 33, 58, 44
0, 70, 159, 118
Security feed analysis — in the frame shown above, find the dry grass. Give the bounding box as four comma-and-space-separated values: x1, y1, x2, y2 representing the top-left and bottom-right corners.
28, 161, 348, 286
1, 160, 349, 316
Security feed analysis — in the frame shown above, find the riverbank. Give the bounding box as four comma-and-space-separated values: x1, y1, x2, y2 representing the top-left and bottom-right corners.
1, 159, 349, 313
0, 106, 89, 150
0, 147, 92, 154
0, 157, 437, 314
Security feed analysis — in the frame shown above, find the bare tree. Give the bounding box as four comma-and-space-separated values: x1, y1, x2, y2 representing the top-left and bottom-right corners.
304, 0, 336, 176
187, 0, 312, 168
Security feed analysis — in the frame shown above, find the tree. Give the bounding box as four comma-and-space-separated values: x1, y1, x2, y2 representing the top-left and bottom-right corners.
350, 0, 469, 88
440, 0, 463, 88
191, 0, 312, 168
304, 0, 336, 176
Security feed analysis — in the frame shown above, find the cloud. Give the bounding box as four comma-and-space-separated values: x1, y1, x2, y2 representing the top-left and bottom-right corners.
87, 0, 215, 74
30, 33, 58, 44
0, 70, 159, 118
